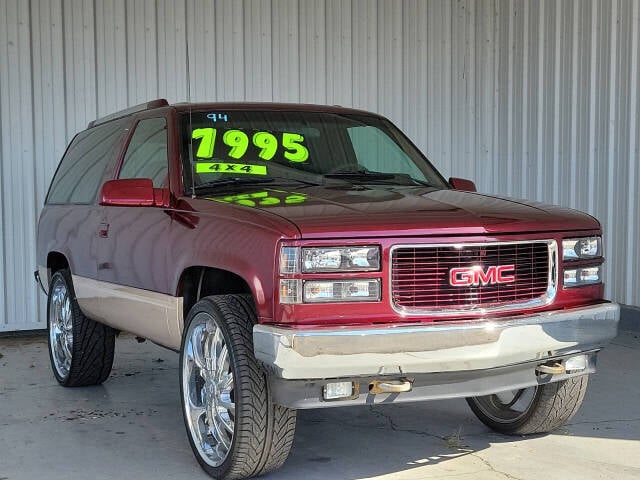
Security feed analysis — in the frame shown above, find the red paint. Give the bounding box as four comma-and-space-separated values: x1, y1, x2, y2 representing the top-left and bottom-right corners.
449, 177, 477, 192
36, 102, 607, 330
100, 178, 156, 207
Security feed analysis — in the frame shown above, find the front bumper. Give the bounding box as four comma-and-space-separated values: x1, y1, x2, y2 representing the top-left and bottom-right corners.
254, 303, 619, 380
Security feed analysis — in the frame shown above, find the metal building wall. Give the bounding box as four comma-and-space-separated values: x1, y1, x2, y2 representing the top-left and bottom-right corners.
0, 0, 638, 331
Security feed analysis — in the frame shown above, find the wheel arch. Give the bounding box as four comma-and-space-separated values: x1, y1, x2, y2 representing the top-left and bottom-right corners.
47, 251, 70, 281
176, 266, 255, 321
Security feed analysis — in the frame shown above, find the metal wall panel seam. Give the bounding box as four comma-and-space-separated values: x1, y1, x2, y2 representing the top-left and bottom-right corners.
156, 0, 164, 101
627, 0, 639, 304
244, 0, 273, 101
28, 0, 41, 324
4, 0, 35, 329
422, 0, 435, 171
400, 0, 416, 148
299, 0, 326, 104
92, 0, 98, 117
506, 0, 514, 196
4, 1, 24, 328
123, 0, 130, 105
588, 0, 598, 214
520, 0, 529, 197
551, 0, 560, 204
605, 0, 618, 303
569, 0, 578, 208
271, 0, 299, 102
466, 0, 476, 183
325, 0, 348, 105
492, 0, 501, 196
155, 0, 161, 100
376, 0, 402, 125
535, 0, 544, 200
0, 0, 7, 326
60, 0, 69, 141
155, 0, 160, 101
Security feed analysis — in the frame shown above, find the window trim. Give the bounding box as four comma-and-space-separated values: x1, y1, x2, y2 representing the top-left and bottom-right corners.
115, 115, 170, 190
45, 118, 130, 206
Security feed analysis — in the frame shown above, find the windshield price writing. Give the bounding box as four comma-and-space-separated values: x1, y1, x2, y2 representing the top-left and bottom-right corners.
194, 162, 267, 175
192, 128, 309, 163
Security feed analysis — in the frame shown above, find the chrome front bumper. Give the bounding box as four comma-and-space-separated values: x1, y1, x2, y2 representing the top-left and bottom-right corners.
254, 303, 620, 380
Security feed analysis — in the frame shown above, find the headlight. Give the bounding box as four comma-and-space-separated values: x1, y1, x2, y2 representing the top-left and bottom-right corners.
564, 266, 601, 287
303, 279, 381, 303
279, 279, 302, 304
280, 247, 299, 274
301, 246, 380, 272
562, 237, 602, 261
278, 245, 382, 304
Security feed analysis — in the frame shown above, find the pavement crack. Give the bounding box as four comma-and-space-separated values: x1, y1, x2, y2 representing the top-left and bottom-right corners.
367, 406, 469, 447
368, 406, 439, 439
566, 418, 640, 426
609, 341, 640, 350
469, 452, 524, 480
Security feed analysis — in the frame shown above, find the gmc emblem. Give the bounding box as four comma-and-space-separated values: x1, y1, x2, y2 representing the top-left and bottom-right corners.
449, 265, 516, 287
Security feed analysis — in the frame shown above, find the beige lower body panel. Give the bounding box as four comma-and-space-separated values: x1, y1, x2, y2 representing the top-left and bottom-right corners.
72, 275, 183, 350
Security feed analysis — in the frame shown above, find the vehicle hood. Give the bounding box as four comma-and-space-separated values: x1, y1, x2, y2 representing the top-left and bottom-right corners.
204, 185, 600, 239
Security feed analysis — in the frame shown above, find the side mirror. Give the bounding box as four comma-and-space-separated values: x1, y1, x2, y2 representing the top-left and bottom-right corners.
449, 177, 477, 192
100, 178, 166, 207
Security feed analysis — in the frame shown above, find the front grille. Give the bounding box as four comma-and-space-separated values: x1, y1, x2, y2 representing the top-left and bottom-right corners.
391, 241, 554, 313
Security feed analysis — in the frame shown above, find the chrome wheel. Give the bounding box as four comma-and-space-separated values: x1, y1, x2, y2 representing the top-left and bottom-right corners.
48, 276, 73, 379
183, 312, 235, 467
471, 387, 537, 424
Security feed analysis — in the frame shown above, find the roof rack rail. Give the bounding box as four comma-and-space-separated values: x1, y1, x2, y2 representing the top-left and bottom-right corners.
87, 99, 169, 128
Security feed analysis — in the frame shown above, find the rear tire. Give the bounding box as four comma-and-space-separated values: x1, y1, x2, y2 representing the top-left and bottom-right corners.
47, 269, 115, 386
466, 376, 589, 435
180, 294, 296, 480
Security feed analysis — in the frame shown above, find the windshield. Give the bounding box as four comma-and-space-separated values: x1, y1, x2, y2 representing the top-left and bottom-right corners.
181, 109, 449, 194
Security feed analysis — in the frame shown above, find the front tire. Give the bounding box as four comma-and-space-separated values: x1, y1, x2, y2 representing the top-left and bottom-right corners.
47, 269, 115, 386
180, 294, 296, 480
466, 376, 589, 435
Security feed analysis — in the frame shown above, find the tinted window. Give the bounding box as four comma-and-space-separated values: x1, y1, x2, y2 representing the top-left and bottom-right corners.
348, 126, 425, 179
119, 117, 168, 187
47, 119, 128, 204
181, 111, 449, 195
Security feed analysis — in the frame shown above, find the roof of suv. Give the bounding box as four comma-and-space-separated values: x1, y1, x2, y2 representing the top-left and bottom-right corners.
88, 99, 382, 129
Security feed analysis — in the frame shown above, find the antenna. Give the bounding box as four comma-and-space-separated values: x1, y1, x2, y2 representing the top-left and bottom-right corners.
185, 9, 191, 103
185, 5, 195, 197
189, 108, 196, 198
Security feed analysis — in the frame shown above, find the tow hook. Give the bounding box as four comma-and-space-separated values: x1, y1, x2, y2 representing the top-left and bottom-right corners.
535, 362, 566, 375
369, 378, 413, 394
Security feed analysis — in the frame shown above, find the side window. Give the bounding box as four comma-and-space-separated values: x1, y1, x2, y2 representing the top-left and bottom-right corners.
119, 117, 168, 187
47, 119, 127, 204
347, 126, 425, 179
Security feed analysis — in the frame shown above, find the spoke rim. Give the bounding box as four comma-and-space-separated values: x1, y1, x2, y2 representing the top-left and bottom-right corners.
473, 387, 538, 424
183, 312, 235, 467
48, 277, 73, 379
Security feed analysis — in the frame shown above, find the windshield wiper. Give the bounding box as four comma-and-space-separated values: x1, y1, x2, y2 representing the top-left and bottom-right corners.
324, 169, 432, 186
324, 169, 395, 181
191, 175, 328, 195
192, 177, 275, 194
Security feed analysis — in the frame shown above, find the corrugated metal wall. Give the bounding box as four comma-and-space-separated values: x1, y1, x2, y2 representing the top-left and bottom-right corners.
0, 0, 638, 331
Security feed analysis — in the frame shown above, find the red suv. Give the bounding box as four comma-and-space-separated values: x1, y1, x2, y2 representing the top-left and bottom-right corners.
36, 100, 619, 480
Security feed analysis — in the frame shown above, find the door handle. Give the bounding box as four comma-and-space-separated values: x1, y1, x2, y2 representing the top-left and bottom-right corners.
98, 222, 109, 238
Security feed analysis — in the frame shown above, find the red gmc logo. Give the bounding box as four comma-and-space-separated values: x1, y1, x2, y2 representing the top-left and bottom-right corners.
449, 265, 516, 287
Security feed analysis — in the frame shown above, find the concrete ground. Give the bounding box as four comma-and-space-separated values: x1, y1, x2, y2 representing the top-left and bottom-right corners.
0, 331, 638, 480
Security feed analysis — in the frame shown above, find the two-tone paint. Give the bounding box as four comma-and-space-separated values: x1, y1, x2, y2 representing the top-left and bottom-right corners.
37, 103, 608, 351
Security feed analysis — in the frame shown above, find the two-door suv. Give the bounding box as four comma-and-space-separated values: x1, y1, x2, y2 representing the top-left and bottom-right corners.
37, 99, 619, 479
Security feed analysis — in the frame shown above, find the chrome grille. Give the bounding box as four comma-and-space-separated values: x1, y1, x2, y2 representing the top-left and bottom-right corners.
390, 241, 556, 314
